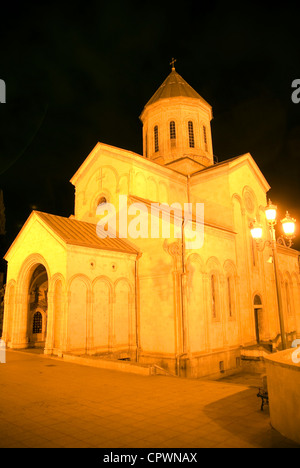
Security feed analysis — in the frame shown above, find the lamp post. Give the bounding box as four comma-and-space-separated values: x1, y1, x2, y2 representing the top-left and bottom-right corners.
249, 200, 296, 350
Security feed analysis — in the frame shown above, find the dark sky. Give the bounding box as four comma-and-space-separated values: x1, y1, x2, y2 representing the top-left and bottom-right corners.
1, 0, 300, 269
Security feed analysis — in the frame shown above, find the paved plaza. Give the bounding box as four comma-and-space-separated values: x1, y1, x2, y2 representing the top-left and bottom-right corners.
0, 350, 299, 448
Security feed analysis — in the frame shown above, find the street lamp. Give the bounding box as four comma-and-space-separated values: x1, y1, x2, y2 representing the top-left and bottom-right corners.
265, 201, 277, 224
249, 199, 297, 350
250, 219, 263, 240
281, 211, 296, 245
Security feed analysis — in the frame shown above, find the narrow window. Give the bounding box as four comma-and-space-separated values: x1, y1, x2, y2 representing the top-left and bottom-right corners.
203, 125, 208, 151
188, 121, 195, 148
154, 126, 159, 152
211, 275, 217, 319
33, 312, 43, 334
170, 121, 176, 139
227, 277, 233, 317
170, 121, 176, 148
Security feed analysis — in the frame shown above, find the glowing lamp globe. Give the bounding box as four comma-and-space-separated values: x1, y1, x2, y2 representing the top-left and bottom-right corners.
265, 201, 277, 224
250, 221, 263, 240
281, 212, 296, 237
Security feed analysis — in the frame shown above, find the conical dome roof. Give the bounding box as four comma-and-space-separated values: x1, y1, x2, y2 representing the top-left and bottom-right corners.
144, 69, 211, 108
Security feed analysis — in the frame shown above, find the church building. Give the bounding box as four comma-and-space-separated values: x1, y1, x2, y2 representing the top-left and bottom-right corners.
2, 65, 300, 378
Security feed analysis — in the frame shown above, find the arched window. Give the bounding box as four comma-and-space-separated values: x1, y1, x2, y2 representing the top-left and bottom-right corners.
203, 125, 208, 151
170, 121, 176, 140
188, 121, 195, 148
154, 126, 159, 152
211, 275, 217, 319
254, 294, 262, 306
98, 196, 107, 206
33, 312, 43, 334
170, 121, 176, 148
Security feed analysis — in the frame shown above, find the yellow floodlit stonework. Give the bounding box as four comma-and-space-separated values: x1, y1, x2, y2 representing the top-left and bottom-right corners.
2, 68, 300, 378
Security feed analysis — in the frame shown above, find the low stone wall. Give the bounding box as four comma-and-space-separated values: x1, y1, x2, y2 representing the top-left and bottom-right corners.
265, 348, 300, 445
62, 353, 154, 376
139, 347, 242, 379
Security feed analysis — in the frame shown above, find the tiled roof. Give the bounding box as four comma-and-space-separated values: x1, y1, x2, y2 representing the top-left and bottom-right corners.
190, 156, 242, 177
35, 211, 138, 255
145, 70, 211, 108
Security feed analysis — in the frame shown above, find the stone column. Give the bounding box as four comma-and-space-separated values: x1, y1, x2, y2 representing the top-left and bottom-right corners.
128, 291, 136, 353
181, 272, 190, 355
240, 206, 255, 342
202, 273, 211, 352
2, 286, 14, 343
163, 239, 185, 375
63, 290, 72, 353
235, 276, 242, 344
172, 269, 182, 355
220, 275, 228, 347
59, 290, 69, 355
109, 291, 116, 353
44, 291, 54, 355
86, 290, 94, 355
11, 293, 28, 348
258, 249, 271, 341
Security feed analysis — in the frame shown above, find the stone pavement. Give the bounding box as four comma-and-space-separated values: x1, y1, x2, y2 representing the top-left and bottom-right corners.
0, 350, 299, 448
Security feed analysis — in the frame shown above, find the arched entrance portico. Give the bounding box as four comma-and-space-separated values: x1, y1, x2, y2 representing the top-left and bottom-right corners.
27, 264, 48, 348
8, 254, 51, 350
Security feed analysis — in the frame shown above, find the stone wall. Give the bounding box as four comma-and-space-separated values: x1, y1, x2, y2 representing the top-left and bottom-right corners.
265, 348, 300, 445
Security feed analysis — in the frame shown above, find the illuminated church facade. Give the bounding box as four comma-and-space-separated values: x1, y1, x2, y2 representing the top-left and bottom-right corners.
2, 66, 300, 378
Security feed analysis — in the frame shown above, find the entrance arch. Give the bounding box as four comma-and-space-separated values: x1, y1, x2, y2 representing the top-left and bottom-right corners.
27, 264, 48, 348
11, 254, 51, 349
253, 294, 263, 344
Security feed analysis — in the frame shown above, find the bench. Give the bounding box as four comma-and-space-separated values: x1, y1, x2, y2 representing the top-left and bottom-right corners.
257, 375, 269, 411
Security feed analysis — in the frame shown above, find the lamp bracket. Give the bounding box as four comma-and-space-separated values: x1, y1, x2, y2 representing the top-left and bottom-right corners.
255, 240, 271, 252
277, 236, 293, 248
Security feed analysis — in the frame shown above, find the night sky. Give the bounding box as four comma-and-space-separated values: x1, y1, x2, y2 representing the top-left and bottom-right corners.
1, 0, 300, 274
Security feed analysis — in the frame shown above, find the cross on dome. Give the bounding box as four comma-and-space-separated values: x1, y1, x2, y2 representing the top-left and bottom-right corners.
170, 57, 177, 71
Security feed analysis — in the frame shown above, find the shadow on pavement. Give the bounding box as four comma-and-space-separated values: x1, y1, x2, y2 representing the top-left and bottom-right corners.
203, 388, 300, 448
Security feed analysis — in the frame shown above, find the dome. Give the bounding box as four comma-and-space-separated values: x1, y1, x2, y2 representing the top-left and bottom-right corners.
144, 69, 211, 109
140, 66, 214, 174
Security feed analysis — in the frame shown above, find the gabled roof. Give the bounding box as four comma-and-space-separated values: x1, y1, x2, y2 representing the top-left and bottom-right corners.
36, 212, 138, 254
144, 69, 211, 109
190, 153, 271, 193
70, 142, 187, 187
4, 211, 138, 259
